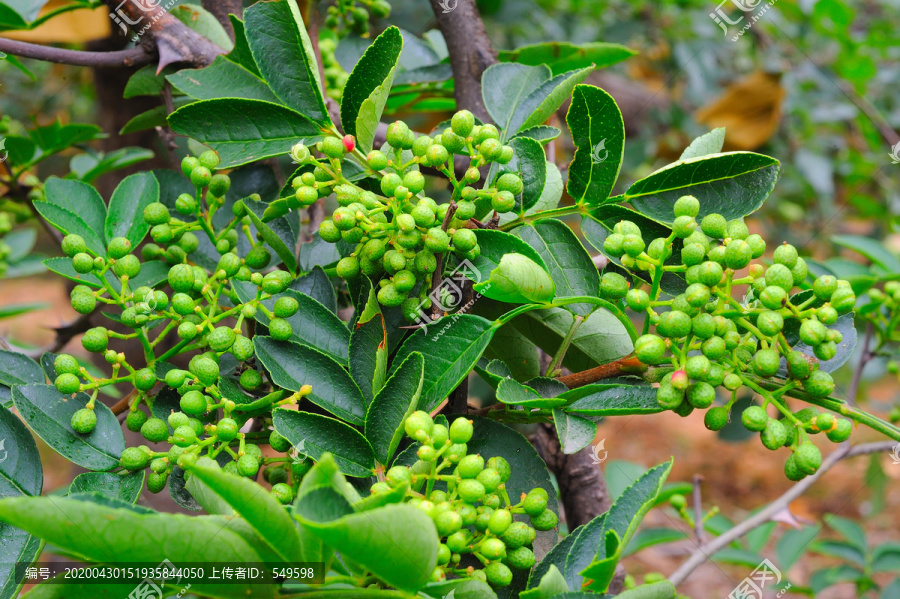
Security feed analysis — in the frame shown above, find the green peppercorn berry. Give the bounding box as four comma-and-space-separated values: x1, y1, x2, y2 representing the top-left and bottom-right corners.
523, 489, 549, 516
830, 286, 856, 314
723, 373, 742, 391
758, 418, 787, 450
177, 390, 204, 417
658, 310, 692, 338
751, 349, 781, 378
68, 251, 94, 275
195, 150, 218, 171
61, 234, 88, 257
167, 411, 189, 430
404, 410, 434, 443
269, 298, 298, 321
765, 264, 793, 293
207, 173, 230, 197
129, 368, 156, 393
232, 454, 257, 478
826, 418, 852, 442
793, 442, 822, 475
81, 327, 109, 353
725, 219, 749, 240
814, 340, 837, 361
452, 228, 478, 252
686, 382, 715, 409
490, 190, 515, 213
120, 447, 150, 471
189, 357, 219, 387
485, 456, 510, 483
724, 239, 752, 269
803, 370, 834, 398
450, 109, 476, 137
140, 203, 169, 228
386, 121, 412, 148
215, 418, 238, 442
655, 384, 682, 410
673, 195, 700, 218
487, 509, 512, 536
531, 508, 559, 531
798, 319, 827, 347
635, 334, 667, 364
69, 407, 96, 434
759, 285, 787, 310
267, 318, 292, 341
261, 270, 291, 295
704, 407, 729, 431
480, 538, 506, 561
671, 215, 696, 239
741, 406, 769, 432
625, 288, 650, 312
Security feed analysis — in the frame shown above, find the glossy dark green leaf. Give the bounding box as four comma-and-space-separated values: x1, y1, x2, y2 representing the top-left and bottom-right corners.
273, 409, 375, 477
513, 125, 561, 144
482, 63, 551, 138
526, 530, 579, 590
496, 378, 566, 408
679, 127, 726, 160
32, 201, 106, 256
43, 177, 106, 239
499, 162, 563, 227
623, 527, 689, 557
186, 463, 303, 562
226, 15, 261, 77
560, 384, 663, 416
0, 496, 276, 599
70, 147, 155, 183
390, 315, 497, 412
294, 491, 437, 592
290, 266, 337, 313
0, 349, 44, 392
500, 136, 547, 212
580, 460, 673, 591
515, 67, 593, 134
364, 352, 424, 465
12, 384, 124, 471
349, 317, 388, 405
68, 472, 143, 504
167, 55, 280, 103
244, 0, 329, 124
832, 235, 900, 273
105, 172, 159, 249
565, 512, 607, 589
626, 152, 780, 223
483, 326, 541, 382
499, 41, 636, 75
168, 98, 322, 168
254, 337, 366, 425
341, 26, 402, 151
234, 281, 347, 364
470, 229, 547, 279
516, 219, 599, 315
553, 408, 596, 454
565, 84, 625, 205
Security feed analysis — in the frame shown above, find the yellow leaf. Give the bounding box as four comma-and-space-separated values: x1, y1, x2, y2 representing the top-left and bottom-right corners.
2, 2, 111, 44
696, 71, 784, 151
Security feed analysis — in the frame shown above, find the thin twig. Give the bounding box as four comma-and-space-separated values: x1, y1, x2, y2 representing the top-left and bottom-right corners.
846, 321, 873, 406
691, 474, 704, 544
668, 441, 895, 587
0, 37, 154, 67
556, 356, 646, 389
429, 200, 458, 320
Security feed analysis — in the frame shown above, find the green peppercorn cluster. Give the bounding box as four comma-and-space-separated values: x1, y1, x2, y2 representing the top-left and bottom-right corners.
377, 411, 557, 588
602, 195, 857, 479
324, 0, 391, 36
319, 38, 348, 101
307, 111, 521, 315
0, 211, 14, 277
51, 149, 323, 503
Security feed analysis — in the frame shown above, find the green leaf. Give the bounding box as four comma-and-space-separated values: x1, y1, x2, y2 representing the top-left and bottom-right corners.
514, 126, 562, 144
832, 235, 900, 273
273, 409, 375, 477
168, 98, 322, 168
244, 0, 329, 125
0, 402, 43, 599
341, 26, 402, 151
474, 253, 556, 305
809, 565, 866, 594
0, 496, 277, 599
291, 266, 337, 312
496, 378, 567, 409
679, 127, 726, 160
364, 352, 424, 465
32, 201, 106, 256
105, 172, 159, 249
390, 315, 497, 412
226, 15, 261, 76
243, 200, 298, 275
294, 497, 437, 592
69, 472, 143, 504
516, 219, 599, 316
499, 162, 563, 226
776, 525, 820, 571
0, 349, 44, 390
70, 147, 155, 183
186, 463, 303, 562
581, 460, 674, 591
565, 84, 625, 205
561, 384, 662, 416
811, 540, 867, 567
123, 64, 171, 98
349, 317, 388, 405
616, 581, 677, 599
470, 229, 547, 278
170, 4, 234, 52
423, 579, 498, 599
873, 543, 900, 572
527, 526, 580, 589
12, 384, 124, 472
483, 327, 541, 382
254, 337, 366, 425
517, 67, 593, 133
564, 513, 607, 589
499, 41, 636, 75
43, 177, 106, 239
825, 513, 867, 553
482, 63, 551, 139
167, 55, 280, 103
521, 564, 569, 598
626, 152, 780, 223
553, 408, 596, 454
623, 527, 688, 557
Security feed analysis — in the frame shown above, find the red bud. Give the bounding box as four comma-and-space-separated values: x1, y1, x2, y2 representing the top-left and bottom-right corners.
342, 135, 356, 153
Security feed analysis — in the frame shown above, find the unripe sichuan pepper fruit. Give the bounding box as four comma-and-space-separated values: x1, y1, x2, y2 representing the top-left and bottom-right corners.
605, 195, 857, 480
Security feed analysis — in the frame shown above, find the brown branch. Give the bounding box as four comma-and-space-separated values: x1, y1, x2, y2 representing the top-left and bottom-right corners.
556, 356, 646, 389
691, 474, 704, 543
428, 0, 497, 122
429, 200, 458, 320
201, 0, 242, 41
103, 0, 224, 70
0, 36, 154, 67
